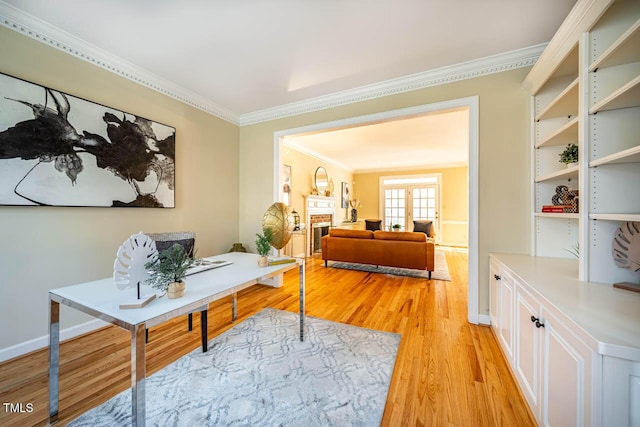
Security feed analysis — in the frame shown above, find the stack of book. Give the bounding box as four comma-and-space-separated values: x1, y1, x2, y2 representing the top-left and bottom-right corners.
267, 256, 297, 266
541, 205, 572, 213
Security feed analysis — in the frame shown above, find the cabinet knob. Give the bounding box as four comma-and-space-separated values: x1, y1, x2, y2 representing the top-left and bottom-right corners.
531, 315, 545, 328
494, 274, 501, 280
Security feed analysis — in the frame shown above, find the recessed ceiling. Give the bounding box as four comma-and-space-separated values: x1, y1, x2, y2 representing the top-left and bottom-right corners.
1, 0, 577, 117
285, 108, 469, 173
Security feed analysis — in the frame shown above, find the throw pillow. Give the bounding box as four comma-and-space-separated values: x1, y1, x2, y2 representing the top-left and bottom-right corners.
413, 220, 432, 236
365, 219, 382, 231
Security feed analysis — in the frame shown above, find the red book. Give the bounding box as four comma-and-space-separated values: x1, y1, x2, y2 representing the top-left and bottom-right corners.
541, 207, 566, 213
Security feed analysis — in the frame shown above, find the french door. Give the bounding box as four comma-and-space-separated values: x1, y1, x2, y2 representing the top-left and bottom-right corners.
383, 183, 439, 241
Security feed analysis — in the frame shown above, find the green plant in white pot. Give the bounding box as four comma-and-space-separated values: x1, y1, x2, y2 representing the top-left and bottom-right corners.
559, 144, 578, 167
145, 244, 195, 299
255, 228, 273, 267
392, 224, 402, 231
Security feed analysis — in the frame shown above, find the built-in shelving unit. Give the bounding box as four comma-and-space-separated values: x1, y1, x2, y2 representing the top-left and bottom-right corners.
525, 0, 640, 284
587, 0, 640, 284
529, 43, 580, 260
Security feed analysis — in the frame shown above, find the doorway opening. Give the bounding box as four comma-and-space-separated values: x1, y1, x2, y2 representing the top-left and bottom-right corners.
272, 97, 480, 324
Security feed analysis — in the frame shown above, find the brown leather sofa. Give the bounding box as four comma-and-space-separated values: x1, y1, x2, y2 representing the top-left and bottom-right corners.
321, 228, 435, 278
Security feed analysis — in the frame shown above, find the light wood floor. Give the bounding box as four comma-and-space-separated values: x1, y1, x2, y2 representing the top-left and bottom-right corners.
0, 250, 534, 426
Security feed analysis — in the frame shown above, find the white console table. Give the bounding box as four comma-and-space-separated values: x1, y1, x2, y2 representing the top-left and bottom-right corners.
48, 252, 305, 426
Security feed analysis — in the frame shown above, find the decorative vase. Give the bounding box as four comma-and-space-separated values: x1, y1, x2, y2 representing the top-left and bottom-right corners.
566, 162, 578, 168
257, 255, 269, 267
351, 208, 358, 222
167, 281, 185, 299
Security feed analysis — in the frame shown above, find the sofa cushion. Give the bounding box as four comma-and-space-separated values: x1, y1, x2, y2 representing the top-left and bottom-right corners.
374, 231, 427, 242
364, 219, 382, 231
413, 220, 433, 236
328, 228, 374, 239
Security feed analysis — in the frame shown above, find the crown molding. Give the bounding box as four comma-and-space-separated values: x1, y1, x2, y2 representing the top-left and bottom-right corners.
239, 44, 544, 126
0, 1, 240, 124
522, 0, 613, 94
1, 0, 545, 128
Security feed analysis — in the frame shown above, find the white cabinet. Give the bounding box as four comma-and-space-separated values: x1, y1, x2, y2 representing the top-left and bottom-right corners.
487, 254, 640, 427
489, 262, 515, 364
491, 262, 595, 427
540, 306, 594, 427
515, 284, 543, 418
602, 356, 640, 426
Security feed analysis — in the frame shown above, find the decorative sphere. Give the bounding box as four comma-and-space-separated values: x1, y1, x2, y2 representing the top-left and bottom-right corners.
262, 202, 293, 250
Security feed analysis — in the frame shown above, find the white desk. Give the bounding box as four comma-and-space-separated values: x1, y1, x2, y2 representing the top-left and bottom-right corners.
48, 252, 305, 426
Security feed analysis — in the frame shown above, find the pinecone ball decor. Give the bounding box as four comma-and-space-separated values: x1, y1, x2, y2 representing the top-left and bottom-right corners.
262, 202, 293, 250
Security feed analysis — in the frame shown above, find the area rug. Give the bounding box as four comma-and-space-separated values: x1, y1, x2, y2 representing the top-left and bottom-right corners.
330, 250, 451, 281
68, 308, 400, 427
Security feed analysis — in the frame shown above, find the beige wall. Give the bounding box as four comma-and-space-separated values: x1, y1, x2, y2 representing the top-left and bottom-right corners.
281, 146, 353, 256
0, 27, 240, 353
240, 68, 532, 319
354, 166, 468, 246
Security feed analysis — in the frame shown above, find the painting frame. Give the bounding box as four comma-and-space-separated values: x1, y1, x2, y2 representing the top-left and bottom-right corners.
282, 164, 292, 206
341, 181, 350, 209
0, 72, 176, 208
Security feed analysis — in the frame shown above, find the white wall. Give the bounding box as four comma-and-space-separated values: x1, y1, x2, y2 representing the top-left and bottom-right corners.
0, 26, 240, 359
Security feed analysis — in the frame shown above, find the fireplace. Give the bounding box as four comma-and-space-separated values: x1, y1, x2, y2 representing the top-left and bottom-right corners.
311, 221, 331, 253
305, 195, 336, 257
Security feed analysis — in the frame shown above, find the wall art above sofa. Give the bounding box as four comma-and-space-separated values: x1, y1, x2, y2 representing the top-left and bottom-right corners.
0, 72, 176, 208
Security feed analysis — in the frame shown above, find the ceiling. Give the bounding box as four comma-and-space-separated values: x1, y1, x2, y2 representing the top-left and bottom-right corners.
1, 0, 576, 171
1, 0, 577, 117
285, 108, 470, 173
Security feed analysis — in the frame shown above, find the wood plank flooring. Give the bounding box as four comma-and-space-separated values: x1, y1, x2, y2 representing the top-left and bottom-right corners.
0, 249, 535, 426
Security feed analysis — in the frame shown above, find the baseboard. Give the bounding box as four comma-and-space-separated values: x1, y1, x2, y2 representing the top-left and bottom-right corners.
478, 314, 491, 326
0, 318, 108, 363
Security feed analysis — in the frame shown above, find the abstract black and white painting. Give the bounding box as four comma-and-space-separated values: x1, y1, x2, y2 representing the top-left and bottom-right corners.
0, 73, 175, 207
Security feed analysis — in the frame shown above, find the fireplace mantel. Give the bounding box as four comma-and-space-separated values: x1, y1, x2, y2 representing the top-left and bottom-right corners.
305, 195, 336, 257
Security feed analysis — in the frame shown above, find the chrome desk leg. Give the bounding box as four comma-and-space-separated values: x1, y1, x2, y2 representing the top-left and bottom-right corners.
232, 292, 237, 322
299, 260, 306, 341
49, 298, 60, 424
131, 324, 146, 427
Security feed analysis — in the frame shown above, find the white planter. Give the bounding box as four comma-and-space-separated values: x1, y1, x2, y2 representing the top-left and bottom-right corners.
257, 256, 269, 267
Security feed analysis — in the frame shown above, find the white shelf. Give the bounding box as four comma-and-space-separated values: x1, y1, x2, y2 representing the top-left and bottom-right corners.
590, 74, 640, 114
536, 117, 579, 148
589, 213, 640, 222
590, 145, 640, 167
536, 78, 579, 121
535, 212, 580, 219
589, 18, 640, 72
535, 165, 579, 183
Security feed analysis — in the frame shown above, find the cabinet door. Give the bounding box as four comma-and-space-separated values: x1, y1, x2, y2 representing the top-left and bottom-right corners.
602, 356, 640, 427
515, 284, 543, 422
498, 273, 515, 363
489, 262, 500, 330
542, 307, 594, 427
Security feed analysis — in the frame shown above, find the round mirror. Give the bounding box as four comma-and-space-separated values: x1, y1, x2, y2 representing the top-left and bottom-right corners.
314, 167, 329, 194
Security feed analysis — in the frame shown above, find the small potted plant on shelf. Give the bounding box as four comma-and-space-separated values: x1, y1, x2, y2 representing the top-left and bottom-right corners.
559, 143, 578, 168
392, 224, 402, 232
255, 228, 273, 267
145, 244, 195, 299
